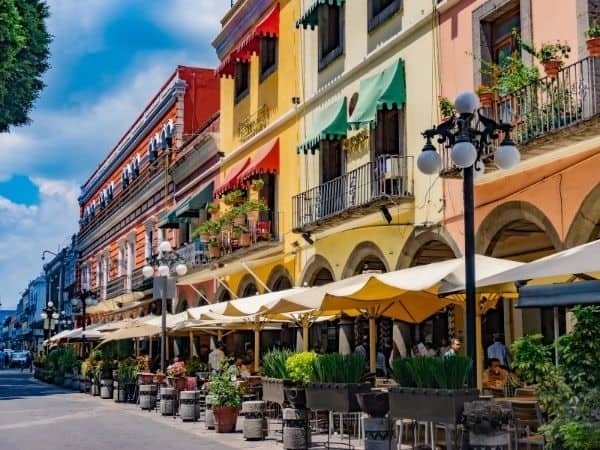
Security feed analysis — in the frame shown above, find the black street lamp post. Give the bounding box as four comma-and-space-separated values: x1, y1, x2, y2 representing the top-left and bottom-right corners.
40, 301, 59, 350
71, 290, 97, 357
416, 91, 520, 387
142, 240, 188, 373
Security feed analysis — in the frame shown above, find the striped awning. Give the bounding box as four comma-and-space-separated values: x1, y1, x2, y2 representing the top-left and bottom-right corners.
238, 138, 279, 183
175, 181, 214, 218
296, 0, 345, 29
297, 97, 347, 154
157, 210, 181, 229
214, 158, 251, 197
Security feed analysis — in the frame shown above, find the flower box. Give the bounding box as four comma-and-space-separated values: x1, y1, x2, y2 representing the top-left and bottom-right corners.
388, 387, 479, 423
261, 377, 294, 405
306, 382, 371, 413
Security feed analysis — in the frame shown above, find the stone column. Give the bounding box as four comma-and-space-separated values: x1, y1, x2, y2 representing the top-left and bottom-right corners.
338, 318, 354, 355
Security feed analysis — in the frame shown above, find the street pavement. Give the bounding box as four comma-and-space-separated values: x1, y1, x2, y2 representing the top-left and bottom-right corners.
0, 369, 281, 450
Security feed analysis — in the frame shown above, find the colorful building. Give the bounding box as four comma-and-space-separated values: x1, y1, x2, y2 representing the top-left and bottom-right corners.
77, 66, 219, 324
437, 0, 600, 370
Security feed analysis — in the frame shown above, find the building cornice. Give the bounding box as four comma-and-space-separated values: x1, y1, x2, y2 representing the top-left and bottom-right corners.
79, 78, 186, 204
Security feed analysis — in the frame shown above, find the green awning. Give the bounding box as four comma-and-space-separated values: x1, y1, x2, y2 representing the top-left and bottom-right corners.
158, 210, 181, 229
296, 0, 345, 29
297, 97, 348, 154
175, 181, 214, 218
348, 59, 406, 128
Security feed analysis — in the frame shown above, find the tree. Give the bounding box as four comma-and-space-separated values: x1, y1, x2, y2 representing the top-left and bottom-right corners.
0, 0, 51, 133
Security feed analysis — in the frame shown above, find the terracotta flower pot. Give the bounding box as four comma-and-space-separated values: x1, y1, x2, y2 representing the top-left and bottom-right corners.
247, 209, 259, 222
199, 233, 210, 243
239, 233, 251, 247
478, 91, 495, 109
213, 406, 240, 433
587, 37, 600, 56
209, 246, 221, 258
543, 59, 561, 78
233, 214, 246, 226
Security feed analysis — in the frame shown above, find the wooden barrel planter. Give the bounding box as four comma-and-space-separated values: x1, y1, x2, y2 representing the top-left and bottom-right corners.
205, 395, 215, 429
388, 387, 479, 423
306, 382, 371, 413
139, 384, 157, 410
100, 379, 113, 399
91, 381, 100, 396
282, 408, 310, 450
160, 387, 177, 416
363, 417, 397, 450
213, 406, 240, 433
113, 381, 127, 402
242, 401, 266, 440
179, 391, 197, 421
195, 391, 206, 420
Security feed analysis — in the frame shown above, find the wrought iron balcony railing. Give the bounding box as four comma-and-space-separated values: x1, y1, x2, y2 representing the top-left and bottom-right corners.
441, 56, 600, 177
293, 155, 414, 232
106, 275, 129, 299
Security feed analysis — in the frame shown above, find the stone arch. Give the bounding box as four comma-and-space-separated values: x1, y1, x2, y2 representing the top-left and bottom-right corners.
214, 283, 233, 303
396, 228, 461, 269
341, 241, 389, 278
266, 265, 294, 292
565, 181, 600, 248
476, 201, 563, 258
300, 254, 336, 286
237, 274, 260, 298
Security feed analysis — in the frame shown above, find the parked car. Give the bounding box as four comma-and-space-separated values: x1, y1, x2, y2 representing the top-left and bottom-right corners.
10, 351, 28, 368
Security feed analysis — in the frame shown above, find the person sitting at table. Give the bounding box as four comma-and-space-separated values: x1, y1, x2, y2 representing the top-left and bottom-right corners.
233, 355, 251, 378
483, 358, 508, 391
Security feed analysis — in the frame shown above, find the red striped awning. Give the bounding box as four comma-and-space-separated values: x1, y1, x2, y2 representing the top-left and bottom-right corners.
215, 4, 280, 78
239, 138, 279, 183
214, 158, 251, 197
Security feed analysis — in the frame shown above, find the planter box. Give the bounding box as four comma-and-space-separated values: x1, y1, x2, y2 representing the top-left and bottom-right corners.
389, 387, 479, 424
261, 377, 294, 405
306, 383, 371, 413
213, 406, 240, 433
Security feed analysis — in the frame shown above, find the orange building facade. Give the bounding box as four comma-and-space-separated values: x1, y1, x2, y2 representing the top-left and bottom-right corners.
436, 0, 600, 348
77, 66, 219, 322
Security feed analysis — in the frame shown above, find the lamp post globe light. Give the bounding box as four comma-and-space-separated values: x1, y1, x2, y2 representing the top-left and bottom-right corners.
417, 91, 520, 387
41, 301, 58, 349
143, 240, 187, 373
71, 289, 97, 357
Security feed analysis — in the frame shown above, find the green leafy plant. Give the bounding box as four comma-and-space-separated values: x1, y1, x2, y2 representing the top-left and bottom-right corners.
536, 42, 571, 63
207, 202, 219, 213
222, 189, 245, 206
185, 357, 208, 376
391, 356, 471, 389
193, 219, 220, 238
207, 239, 219, 249
312, 353, 367, 383
243, 199, 269, 212
262, 349, 293, 379
208, 358, 242, 407
438, 97, 455, 118
585, 20, 600, 38
285, 351, 317, 385
250, 178, 265, 191
58, 347, 79, 374
116, 360, 137, 384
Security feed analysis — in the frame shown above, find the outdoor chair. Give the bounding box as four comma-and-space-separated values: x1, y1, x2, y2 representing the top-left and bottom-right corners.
510, 401, 545, 449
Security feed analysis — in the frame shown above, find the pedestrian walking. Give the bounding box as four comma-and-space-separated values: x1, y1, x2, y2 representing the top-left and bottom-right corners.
3, 352, 8, 369
487, 334, 511, 368
26, 351, 33, 373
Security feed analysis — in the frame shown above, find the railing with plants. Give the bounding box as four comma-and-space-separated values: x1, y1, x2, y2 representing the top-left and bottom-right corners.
192, 196, 279, 261
293, 155, 413, 230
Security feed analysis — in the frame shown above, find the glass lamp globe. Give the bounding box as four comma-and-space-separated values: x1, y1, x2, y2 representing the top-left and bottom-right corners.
47, 301, 54, 308
71, 298, 79, 307
461, 159, 486, 180
40, 312, 47, 320
175, 263, 188, 276
142, 265, 155, 279
52, 312, 59, 320
494, 141, 520, 170
158, 265, 170, 277
417, 148, 442, 175
159, 240, 172, 253
454, 91, 479, 114
85, 297, 93, 306
451, 141, 478, 168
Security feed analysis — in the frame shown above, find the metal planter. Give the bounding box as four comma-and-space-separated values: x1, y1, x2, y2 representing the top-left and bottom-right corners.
261, 377, 294, 405
388, 387, 479, 423
306, 383, 371, 413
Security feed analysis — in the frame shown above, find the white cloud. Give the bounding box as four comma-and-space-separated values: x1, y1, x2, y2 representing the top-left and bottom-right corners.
149, 0, 230, 43
0, 178, 79, 308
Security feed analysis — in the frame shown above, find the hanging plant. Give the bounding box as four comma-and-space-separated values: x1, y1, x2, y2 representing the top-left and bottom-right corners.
250, 178, 265, 191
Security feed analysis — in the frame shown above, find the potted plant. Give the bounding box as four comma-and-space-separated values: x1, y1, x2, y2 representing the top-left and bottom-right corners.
388, 355, 478, 423
223, 189, 244, 206
476, 85, 496, 108
194, 220, 214, 243
261, 349, 295, 405
537, 42, 571, 77
207, 202, 220, 219
283, 351, 317, 408
438, 96, 455, 119
250, 178, 265, 192
209, 361, 242, 433
166, 360, 187, 391
306, 353, 370, 413
243, 199, 269, 222
208, 239, 221, 258
585, 20, 600, 56
219, 214, 233, 234
233, 226, 251, 247
231, 205, 247, 226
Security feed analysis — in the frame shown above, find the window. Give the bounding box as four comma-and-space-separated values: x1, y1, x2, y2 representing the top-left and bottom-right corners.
320, 140, 344, 183
318, 4, 344, 71
260, 37, 278, 81
492, 9, 520, 69
234, 62, 250, 103
373, 108, 404, 157
368, 0, 402, 31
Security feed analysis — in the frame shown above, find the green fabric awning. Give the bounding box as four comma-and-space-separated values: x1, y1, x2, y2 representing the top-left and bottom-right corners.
348, 59, 406, 128
158, 210, 181, 229
175, 181, 214, 218
296, 0, 345, 29
297, 97, 348, 154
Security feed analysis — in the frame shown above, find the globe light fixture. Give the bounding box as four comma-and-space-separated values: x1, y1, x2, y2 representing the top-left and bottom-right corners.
40, 312, 47, 320
71, 298, 80, 307
417, 138, 442, 175
454, 91, 479, 115
494, 137, 520, 170
142, 265, 154, 279
47, 301, 54, 308
451, 140, 478, 168
175, 263, 188, 277
158, 265, 170, 277
159, 240, 172, 253
52, 312, 59, 320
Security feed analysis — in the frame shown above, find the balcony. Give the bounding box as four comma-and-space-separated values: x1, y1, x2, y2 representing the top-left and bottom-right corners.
182, 210, 281, 271
106, 275, 129, 299
131, 268, 152, 292
293, 155, 414, 233
441, 56, 600, 178
237, 104, 272, 142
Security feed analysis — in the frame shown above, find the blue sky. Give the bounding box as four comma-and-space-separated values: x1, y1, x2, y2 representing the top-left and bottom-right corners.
0, 0, 230, 308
